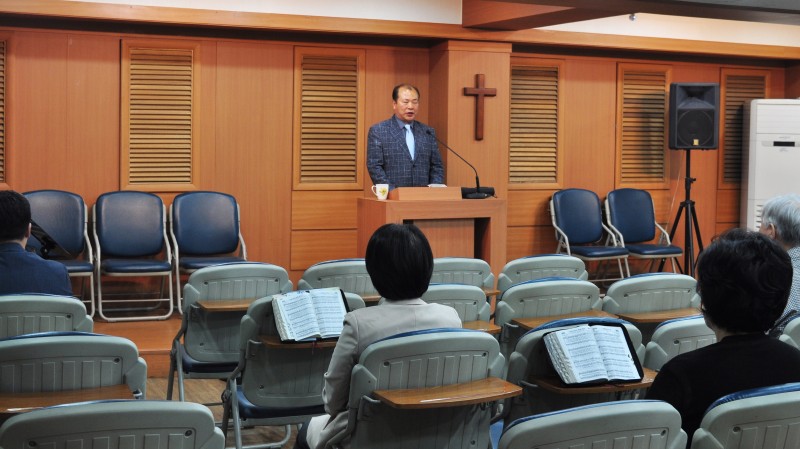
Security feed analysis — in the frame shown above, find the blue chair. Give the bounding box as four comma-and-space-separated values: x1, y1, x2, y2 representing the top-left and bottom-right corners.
497, 400, 686, 449
0, 400, 225, 449
24, 189, 95, 316
167, 262, 292, 402
93, 191, 173, 322
692, 383, 800, 449
550, 188, 630, 282
170, 191, 247, 313
497, 254, 588, 294
605, 188, 682, 273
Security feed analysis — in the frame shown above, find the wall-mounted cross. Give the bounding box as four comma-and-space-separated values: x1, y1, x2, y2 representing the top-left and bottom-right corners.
463, 74, 497, 141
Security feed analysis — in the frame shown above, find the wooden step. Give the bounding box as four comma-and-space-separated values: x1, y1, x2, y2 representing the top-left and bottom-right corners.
94, 315, 181, 378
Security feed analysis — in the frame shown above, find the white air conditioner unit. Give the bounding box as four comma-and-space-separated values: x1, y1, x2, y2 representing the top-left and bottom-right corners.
740, 99, 800, 230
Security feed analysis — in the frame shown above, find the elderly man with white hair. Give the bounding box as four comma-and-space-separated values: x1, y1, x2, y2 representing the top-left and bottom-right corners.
760, 193, 800, 336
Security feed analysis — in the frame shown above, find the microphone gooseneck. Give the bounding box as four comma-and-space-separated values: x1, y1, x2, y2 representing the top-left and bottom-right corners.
425, 130, 491, 199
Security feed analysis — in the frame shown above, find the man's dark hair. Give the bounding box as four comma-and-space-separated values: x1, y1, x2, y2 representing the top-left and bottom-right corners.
697, 228, 792, 333
0, 190, 31, 242
392, 83, 420, 101
365, 223, 433, 300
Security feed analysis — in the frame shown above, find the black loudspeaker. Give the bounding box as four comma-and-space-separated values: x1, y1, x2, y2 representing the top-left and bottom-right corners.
669, 82, 720, 150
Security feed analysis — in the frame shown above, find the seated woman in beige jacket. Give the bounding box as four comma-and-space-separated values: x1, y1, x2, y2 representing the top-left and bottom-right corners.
295, 223, 462, 449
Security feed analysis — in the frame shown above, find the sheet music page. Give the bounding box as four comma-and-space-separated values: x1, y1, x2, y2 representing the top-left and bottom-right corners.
310, 288, 348, 338
592, 326, 640, 381
272, 291, 320, 341
545, 325, 608, 384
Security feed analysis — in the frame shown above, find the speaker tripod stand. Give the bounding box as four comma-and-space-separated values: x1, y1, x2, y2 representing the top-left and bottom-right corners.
662, 149, 704, 277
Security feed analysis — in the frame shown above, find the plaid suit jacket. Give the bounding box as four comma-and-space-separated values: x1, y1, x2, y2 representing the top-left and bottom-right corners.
366, 117, 444, 189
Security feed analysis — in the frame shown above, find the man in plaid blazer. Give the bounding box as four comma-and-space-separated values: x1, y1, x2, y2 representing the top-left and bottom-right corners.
367, 84, 444, 190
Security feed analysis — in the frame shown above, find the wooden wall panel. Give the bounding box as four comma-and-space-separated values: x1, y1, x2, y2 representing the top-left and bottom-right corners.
291, 229, 358, 271
507, 189, 551, 227
789, 63, 800, 98
562, 58, 617, 194
292, 190, 361, 230
430, 41, 511, 200
212, 41, 293, 269
507, 225, 556, 261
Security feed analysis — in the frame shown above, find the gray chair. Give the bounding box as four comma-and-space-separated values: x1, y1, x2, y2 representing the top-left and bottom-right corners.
497, 400, 687, 449
503, 317, 644, 421
0, 332, 147, 399
0, 294, 92, 338
430, 257, 495, 289
495, 277, 601, 357
497, 254, 588, 294
692, 382, 800, 449
167, 262, 293, 402
221, 292, 364, 449
297, 258, 378, 299
602, 272, 700, 343
644, 315, 716, 371
326, 328, 505, 449
0, 400, 225, 449
421, 283, 491, 322
778, 314, 800, 349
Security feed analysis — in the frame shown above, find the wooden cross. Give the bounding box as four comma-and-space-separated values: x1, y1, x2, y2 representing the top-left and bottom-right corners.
463, 74, 497, 141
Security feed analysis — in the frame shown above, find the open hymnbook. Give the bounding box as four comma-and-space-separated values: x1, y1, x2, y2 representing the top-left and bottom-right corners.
272, 287, 350, 342
543, 324, 643, 385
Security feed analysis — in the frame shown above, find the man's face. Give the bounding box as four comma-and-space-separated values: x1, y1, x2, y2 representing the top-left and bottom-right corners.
393, 88, 419, 124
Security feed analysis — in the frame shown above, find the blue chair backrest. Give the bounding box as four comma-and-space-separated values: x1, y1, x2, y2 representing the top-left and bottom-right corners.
606, 188, 656, 243
95, 191, 164, 257
24, 189, 86, 255
552, 189, 604, 244
172, 191, 240, 255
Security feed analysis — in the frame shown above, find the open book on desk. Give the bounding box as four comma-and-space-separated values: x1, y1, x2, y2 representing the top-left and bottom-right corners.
543, 323, 643, 385
272, 287, 350, 342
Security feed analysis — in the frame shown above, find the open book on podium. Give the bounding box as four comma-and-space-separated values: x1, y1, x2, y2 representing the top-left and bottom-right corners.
543, 323, 643, 385
272, 287, 350, 342
388, 187, 462, 201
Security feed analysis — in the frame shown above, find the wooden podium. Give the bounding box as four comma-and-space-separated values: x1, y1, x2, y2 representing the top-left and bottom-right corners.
357, 187, 507, 276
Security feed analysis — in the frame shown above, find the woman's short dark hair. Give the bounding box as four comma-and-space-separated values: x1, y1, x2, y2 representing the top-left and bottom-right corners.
697, 228, 792, 333
0, 190, 31, 242
365, 223, 433, 300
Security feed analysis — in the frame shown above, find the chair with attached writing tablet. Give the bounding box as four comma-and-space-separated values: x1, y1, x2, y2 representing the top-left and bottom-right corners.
691, 382, 800, 449
497, 254, 589, 294
166, 262, 293, 402
496, 400, 687, 449
325, 328, 507, 449
0, 400, 225, 449
0, 294, 92, 338
644, 315, 716, 371
502, 317, 645, 422
602, 272, 700, 343
298, 258, 380, 302
221, 292, 363, 449
421, 283, 491, 322
778, 314, 800, 349
431, 257, 495, 289
494, 277, 602, 358
0, 331, 147, 400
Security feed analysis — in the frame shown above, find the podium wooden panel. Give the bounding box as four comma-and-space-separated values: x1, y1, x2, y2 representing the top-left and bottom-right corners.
358, 191, 507, 277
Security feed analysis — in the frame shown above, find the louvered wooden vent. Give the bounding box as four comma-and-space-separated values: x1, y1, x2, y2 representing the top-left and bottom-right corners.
125, 47, 194, 185
619, 69, 668, 184
0, 40, 5, 183
721, 74, 766, 185
298, 54, 359, 184
509, 65, 559, 184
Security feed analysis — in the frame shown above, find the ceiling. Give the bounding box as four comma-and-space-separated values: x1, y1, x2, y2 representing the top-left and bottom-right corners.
463, 0, 800, 29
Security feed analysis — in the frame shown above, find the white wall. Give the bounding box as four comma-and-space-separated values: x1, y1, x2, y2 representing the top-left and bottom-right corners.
67, 0, 800, 47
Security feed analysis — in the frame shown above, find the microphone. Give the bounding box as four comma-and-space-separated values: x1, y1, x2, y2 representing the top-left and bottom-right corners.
426, 130, 495, 199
